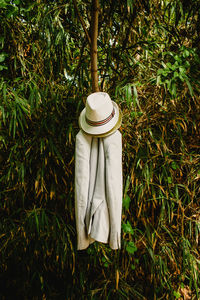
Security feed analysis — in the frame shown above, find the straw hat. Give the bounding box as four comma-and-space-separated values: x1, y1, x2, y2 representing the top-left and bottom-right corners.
79, 92, 122, 137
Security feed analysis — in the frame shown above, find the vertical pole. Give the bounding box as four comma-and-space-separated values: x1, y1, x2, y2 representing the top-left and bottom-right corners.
90, 0, 99, 92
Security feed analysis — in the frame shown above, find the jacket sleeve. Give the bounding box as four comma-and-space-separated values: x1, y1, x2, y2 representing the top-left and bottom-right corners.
104, 130, 123, 249
75, 130, 92, 250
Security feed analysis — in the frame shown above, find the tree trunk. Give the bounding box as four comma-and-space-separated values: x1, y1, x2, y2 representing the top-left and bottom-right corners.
90, 0, 99, 92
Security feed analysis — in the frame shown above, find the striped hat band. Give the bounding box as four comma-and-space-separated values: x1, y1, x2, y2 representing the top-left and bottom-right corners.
85, 108, 115, 127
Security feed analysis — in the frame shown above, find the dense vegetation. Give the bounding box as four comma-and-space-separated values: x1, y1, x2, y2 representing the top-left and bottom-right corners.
0, 0, 200, 299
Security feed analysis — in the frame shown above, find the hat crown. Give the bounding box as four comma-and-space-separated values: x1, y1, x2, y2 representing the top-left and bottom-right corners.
86, 92, 113, 122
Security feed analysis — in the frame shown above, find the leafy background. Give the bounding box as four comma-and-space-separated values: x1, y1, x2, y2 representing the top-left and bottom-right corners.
0, 0, 200, 299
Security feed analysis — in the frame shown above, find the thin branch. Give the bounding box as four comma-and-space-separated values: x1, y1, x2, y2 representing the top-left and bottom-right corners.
66, 39, 87, 98
72, 0, 91, 46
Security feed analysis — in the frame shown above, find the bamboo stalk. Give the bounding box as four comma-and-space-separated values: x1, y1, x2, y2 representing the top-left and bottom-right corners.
90, 0, 99, 92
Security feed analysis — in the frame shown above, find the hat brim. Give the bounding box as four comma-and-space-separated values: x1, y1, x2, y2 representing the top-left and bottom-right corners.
79, 101, 122, 138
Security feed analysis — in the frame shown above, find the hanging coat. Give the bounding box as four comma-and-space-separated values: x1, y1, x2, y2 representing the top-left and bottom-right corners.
75, 129, 122, 250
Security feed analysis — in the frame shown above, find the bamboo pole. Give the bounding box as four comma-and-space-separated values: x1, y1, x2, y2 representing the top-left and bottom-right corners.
90, 0, 99, 92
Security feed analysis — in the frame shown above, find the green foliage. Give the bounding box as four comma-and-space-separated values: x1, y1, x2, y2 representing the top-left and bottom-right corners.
0, 0, 200, 299
156, 46, 199, 97
122, 221, 134, 235
126, 241, 137, 255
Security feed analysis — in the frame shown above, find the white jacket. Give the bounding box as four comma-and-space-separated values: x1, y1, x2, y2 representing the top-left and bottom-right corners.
75, 129, 122, 250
